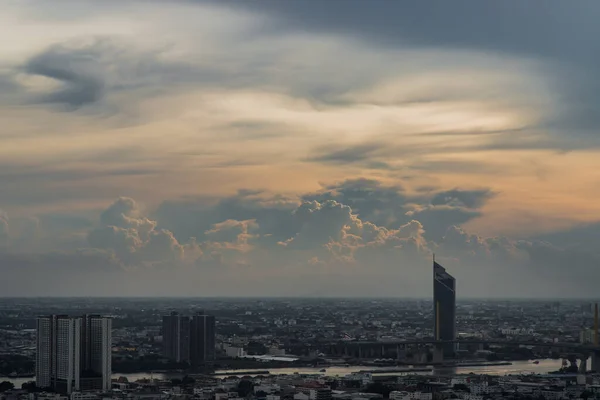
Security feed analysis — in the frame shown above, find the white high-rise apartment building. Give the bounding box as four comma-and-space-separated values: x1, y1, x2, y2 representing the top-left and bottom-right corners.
81, 315, 112, 391
36, 315, 111, 394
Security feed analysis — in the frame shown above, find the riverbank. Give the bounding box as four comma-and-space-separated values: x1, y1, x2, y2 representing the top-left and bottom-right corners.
2, 359, 569, 388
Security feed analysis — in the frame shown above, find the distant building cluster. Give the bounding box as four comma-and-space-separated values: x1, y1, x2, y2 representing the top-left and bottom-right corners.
5, 369, 600, 400
4, 266, 600, 400
162, 312, 216, 366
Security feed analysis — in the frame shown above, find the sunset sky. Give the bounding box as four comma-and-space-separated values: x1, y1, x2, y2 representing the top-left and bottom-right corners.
2, 0, 600, 297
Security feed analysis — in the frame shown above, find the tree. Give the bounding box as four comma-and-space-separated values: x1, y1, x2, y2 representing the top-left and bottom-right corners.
580, 391, 592, 400
453, 384, 470, 392
21, 381, 40, 392
237, 380, 254, 397
365, 383, 393, 397
181, 375, 196, 385
0, 381, 15, 392
170, 378, 183, 386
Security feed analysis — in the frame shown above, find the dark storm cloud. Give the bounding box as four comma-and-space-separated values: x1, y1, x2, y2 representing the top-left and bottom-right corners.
11, 1, 597, 149
210, 0, 600, 147
25, 46, 106, 108
220, 0, 599, 63
12, 38, 228, 113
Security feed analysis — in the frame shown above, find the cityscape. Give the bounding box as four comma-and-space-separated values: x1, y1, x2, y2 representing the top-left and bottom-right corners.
3, 1, 600, 400
2, 262, 600, 400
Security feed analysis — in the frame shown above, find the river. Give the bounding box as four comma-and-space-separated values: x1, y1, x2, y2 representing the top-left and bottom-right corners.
213, 359, 569, 377
3, 359, 569, 387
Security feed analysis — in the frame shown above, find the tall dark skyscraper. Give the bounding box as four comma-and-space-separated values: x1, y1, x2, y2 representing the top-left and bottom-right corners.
162, 312, 215, 366
433, 257, 456, 355
190, 313, 216, 366
162, 312, 190, 363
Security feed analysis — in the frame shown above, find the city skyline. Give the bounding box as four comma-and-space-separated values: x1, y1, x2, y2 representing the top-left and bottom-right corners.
2, 1, 600, 297
2, 296, 595, 399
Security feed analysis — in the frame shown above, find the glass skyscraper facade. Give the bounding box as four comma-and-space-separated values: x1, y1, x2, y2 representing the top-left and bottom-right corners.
190, 313, 216, 366
433, 259, 456, 355
162, 312, 191, 363
162, 312, 216, 366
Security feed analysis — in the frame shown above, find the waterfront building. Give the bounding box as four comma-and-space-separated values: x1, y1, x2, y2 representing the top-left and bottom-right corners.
162, 312, 190, 363
191, 313, 216, 366
36, 315, 111, 394
433, 258, 456, 355
162, 312, 216, 366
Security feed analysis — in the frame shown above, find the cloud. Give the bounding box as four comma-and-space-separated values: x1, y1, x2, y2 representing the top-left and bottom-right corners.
12, 37, 223, 115
0, 182, 599, 296
1, 1, 600, 296
280, 200, 359, 250
217, 0, 600, 149
306, 143, 389, 166
88, 197, 194, 264
99, 196, 155, 235
204, 219, 259, 252
517, 240, 600, 288
430, 188, 495, 209
302, 179, 408, 228
0, 249, 124, 297
0, 210, 9, 247
301, 180, 494, 243
155, 190, 298, 246
24, 42, 106, 108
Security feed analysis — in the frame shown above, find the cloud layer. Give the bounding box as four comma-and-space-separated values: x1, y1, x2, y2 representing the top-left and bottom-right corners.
1, 180, 599, 297
1, 1, 599, 296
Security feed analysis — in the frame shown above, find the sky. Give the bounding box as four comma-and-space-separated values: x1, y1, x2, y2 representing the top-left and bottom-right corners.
1, 0, 600, 297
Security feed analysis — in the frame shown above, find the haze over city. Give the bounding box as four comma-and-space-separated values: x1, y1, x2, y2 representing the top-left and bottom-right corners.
1, 1, 600, 297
